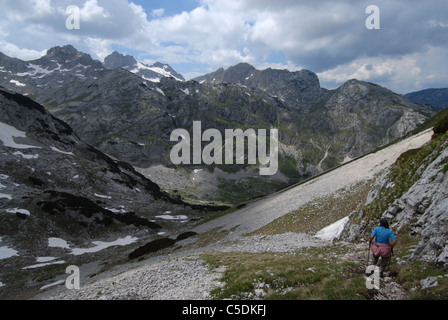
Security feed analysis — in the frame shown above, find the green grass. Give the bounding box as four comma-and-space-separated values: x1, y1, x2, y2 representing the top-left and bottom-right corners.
395, 260, 448, 300
202, 245, 368, 300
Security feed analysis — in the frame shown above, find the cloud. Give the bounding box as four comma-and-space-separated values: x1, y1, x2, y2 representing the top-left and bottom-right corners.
318, 46, 448, 93
0, 40, 47, 60
0, 0, 447, 93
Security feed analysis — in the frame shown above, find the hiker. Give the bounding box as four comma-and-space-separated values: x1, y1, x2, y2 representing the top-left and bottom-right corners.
369, 218, 397, 276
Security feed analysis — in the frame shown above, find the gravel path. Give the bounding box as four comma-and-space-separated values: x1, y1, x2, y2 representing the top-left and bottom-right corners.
39, 255, 225, 300
34, 129, 432, 300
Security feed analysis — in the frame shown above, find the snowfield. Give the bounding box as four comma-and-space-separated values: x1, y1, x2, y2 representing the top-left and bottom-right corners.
48, 236, 138, 256
0, 121, 41, 149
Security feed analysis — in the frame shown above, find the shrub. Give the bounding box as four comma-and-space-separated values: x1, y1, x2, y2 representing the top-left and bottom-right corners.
433, 113, 448, 134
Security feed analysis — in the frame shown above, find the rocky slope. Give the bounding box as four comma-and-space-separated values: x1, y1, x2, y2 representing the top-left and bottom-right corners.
0, 45, 434, 206
341, 127, 448, 267
0, 88, 224, 299
193, 62, 324, 112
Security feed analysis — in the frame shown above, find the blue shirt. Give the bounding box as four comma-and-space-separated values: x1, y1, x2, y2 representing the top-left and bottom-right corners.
371, 226, 396, 245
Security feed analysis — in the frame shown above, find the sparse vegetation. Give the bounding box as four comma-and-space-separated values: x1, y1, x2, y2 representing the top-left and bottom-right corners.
351, 132, 448, 236
202, 244, 368, 300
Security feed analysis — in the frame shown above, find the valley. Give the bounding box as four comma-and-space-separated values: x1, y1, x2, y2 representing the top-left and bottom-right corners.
0, 44, 447, 300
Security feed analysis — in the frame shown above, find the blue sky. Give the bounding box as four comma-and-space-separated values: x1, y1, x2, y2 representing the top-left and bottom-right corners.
132, 0, 200, 17
1, 0, 447, 93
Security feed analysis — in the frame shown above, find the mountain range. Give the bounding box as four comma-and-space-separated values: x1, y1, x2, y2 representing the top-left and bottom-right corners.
0, 45, 436, 206
405, 88, 448, 110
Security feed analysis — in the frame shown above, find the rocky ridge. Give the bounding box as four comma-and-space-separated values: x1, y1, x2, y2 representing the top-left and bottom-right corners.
406, 88, 448, 110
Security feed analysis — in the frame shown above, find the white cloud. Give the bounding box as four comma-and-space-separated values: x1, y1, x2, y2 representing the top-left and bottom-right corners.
318, 46, 448, 93
79, 0, 110, 22
0, 0, 446, 93
0, 40, 46, 60
85, 37, 112, 61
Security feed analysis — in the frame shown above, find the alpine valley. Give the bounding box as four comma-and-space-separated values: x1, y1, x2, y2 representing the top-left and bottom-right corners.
1, 44, 447, 300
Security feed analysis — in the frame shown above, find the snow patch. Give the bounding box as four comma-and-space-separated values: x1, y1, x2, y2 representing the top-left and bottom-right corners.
37, 257, 57, 263
70, 236, 138, 256
48, 236, 138, 256
25, 64, 53, 78
131, 62, 183, 82
0, 238, 18, 260
23, 260, 65, 270
12, 151, 39, 159
6, 208, 31, 216
155, 215, 188, 221
314, 216, 349, 241
9, 79, 26, 87
50, 146, 74, 155
105, 206, 127, 213
48, 237, 70, 249
0, 194, 12, 200
0, 121, 41, 150
40, 280, 65, 290
94, 193, 112, 199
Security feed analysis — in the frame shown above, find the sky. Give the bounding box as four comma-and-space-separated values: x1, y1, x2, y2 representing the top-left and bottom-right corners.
0, 0, 447, 94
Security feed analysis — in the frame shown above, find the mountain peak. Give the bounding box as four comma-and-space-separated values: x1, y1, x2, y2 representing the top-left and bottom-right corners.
103, 51, 137, 69
103, 51, 185, 82
229, 62, 256, 72
39, 44, 101, 70
45, 45, 83, 59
